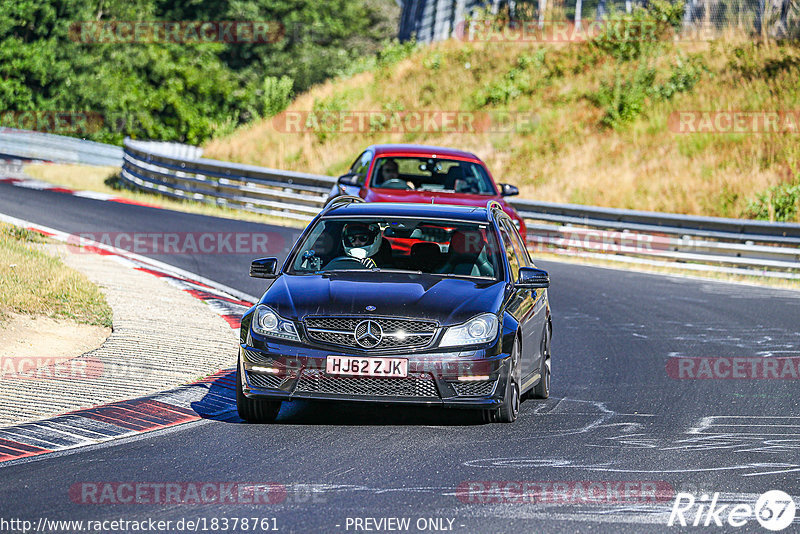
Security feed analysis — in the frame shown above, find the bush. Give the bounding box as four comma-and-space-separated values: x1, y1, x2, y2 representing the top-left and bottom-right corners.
260, 76, 294, 118
593, 63, 656, 129
423, 51, 443, 71
377, 38, 418, 69
646, 0, 686, 31
470, 50, 547, 108
746, 181, 800, 222
591, 1, 684, 61
593, 54, 705, 129
650, 55, 706, 100
590, 0, 704, 130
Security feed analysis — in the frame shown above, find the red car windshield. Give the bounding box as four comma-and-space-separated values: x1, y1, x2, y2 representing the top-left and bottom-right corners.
371, 157, 496, 195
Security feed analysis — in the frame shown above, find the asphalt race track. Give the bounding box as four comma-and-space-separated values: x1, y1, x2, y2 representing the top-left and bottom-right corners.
1, 181, 799, 533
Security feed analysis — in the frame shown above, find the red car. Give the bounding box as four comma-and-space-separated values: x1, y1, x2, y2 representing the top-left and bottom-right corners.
329, 144, 527, 239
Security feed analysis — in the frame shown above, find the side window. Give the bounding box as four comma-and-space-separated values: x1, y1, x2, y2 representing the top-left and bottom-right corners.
349, 151, 372, 185
502, 219, 530, 267
499, 226, 520, 281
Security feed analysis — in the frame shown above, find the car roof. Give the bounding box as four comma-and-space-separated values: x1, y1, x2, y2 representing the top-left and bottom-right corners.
323, 201, 496, 222
366, 144, 481, 161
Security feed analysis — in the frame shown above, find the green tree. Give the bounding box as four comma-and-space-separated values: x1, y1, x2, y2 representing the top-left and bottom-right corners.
0, 0, 399, 144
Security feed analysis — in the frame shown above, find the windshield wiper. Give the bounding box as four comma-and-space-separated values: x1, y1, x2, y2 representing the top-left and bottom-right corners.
432, 273, 496, 280
367, 268, 424, 274
318, 269, 372, 274
378, 269, 495, 280
300, 268, 494, 280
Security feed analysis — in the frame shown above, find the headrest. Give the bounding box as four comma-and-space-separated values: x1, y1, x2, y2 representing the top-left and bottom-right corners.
449, 230, 486, 256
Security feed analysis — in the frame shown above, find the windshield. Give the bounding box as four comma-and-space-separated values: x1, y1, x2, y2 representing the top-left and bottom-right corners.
288, 217, 502, 279
370, 157, 496, 194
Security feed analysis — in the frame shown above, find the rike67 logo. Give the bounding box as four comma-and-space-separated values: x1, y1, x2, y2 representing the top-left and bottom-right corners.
668, 490, 796, 531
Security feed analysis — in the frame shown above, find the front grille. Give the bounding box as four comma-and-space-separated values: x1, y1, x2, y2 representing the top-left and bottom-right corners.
304, 317, 437, 351
450, 379, 497, 397
243, 349, 276, 365
248, 372, 285, 389
296, 369, 439, 398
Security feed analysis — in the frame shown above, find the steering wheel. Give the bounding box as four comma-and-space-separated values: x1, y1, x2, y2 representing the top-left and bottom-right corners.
322, 256, 370, 270
380, 178, 412, 190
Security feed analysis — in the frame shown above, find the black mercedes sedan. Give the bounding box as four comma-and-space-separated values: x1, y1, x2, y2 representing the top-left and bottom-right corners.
238, 198, 552, 423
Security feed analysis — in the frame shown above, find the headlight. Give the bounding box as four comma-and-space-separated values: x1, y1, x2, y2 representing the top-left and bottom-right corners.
439, 313, 499, 348
252, 305, 300, 341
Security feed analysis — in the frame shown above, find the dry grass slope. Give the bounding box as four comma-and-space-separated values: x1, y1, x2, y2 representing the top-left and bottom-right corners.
205, 35, 800, 221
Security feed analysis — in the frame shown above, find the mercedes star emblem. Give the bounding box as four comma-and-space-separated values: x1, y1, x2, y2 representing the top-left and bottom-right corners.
354, 320, 382, 348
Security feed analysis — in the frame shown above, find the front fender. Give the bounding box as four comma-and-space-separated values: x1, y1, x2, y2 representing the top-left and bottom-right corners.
239, 306, 256, 344
500, 310, 520, 354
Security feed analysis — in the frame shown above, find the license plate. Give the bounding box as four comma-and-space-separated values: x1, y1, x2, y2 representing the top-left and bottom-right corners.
326, 356, 408, 378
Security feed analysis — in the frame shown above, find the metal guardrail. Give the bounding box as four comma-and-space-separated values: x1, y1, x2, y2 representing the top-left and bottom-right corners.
120, 138, 800, 280
121, 138, 334, 221
0, 128, 122, 167
512, 199, 800, 243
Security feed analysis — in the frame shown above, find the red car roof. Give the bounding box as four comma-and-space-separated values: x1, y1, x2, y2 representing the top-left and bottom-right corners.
367, 144, 481, 161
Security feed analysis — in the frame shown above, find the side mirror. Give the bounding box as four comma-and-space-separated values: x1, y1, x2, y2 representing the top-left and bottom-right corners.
516, 267, 549, 289
337, 173, 361, 186
250, 257, 278, 279
499, 183, 519, 197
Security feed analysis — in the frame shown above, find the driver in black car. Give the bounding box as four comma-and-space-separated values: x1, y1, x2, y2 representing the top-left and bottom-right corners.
341, 222, 383, 268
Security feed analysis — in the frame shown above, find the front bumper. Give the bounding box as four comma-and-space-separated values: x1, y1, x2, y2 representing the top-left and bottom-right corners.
239, 341, 513, 409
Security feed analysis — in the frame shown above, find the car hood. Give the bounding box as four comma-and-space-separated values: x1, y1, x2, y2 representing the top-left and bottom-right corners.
262, 272, 506, 326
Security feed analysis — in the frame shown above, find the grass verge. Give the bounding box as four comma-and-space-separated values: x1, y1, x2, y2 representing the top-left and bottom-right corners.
0, 224, 113, 327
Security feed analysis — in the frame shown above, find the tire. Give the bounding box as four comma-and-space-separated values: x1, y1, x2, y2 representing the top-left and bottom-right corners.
531, 327, 551, 399
482, 341, 521, 423
236, 366, 282, 423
